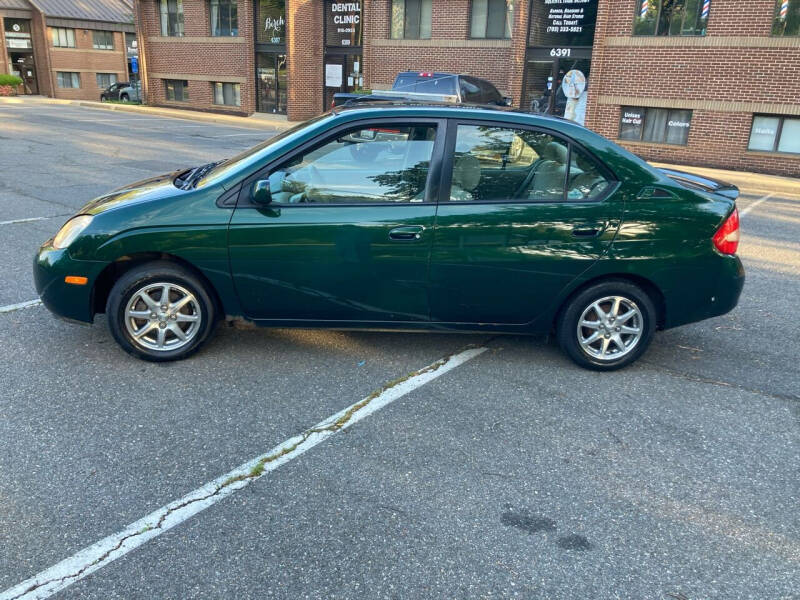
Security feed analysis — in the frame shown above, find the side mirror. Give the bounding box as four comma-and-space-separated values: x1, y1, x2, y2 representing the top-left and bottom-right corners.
502, 96, 513, 107
251, 179, 272, 205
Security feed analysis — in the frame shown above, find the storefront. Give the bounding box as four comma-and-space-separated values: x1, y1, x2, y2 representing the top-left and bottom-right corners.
3, 17, 38, 94
323, 1, 362, 110
522, 0, 598, 125
255, 0, 287, 114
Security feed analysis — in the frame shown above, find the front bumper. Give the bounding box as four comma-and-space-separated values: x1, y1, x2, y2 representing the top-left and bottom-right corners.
33, 242, 106, 323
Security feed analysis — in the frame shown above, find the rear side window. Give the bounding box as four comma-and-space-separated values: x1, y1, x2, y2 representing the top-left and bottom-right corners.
265, 124, 438, 204
449, 124, 611, 203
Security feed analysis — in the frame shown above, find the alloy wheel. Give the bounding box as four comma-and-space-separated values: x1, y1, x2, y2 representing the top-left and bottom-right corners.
123, 282, 202, 352
576, 295, 643, 361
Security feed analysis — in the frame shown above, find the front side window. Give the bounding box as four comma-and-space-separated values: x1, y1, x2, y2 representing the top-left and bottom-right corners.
390, 0, 432, 39
213, 82, 241, 106
160, 0, 184, 36
50, 27, 75, 47
748, 115, 800, 154
96, 73, 117, 88
264, 124, 437, 204
450, 125, 610, 203
92, 30, 114, 49
210, 0, 238, 36
165, 79, 189, 101
633, 0, 709, 36
619, 106, 692, 145
56, 72, 80, 88
470, 0, 513, 38
773, 0, 800, 35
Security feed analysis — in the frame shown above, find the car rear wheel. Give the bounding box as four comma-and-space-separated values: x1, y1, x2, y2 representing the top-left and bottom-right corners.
120, 93, 129, 101
557, 280, 656, 371
106, 262, 217, 362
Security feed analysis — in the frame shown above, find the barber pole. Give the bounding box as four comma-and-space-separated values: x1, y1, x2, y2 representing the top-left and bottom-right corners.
701, 0, 711, 19
780, 0, 789, 20
640, 0, 649, 18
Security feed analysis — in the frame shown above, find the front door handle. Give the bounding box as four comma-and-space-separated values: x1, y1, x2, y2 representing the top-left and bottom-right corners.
389, 225, 425, 241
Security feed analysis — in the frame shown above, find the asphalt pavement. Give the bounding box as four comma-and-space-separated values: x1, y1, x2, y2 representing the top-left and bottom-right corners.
0, 100, 798, 600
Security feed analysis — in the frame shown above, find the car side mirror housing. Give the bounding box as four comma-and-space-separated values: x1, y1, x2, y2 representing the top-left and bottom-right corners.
251, 179, 272, 205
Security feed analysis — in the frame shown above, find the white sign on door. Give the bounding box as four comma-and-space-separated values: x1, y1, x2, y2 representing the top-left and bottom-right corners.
325, 63, 343, 87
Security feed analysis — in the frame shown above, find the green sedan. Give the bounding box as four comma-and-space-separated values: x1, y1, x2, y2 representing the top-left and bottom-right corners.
34, 104, 744, 370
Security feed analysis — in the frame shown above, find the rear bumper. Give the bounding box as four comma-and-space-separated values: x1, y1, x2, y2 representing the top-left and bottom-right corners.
663, 254, 745, 329
33, 242, 106, 324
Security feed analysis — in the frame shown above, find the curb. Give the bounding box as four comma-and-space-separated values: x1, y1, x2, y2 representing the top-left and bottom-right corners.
0, 96, 294, 131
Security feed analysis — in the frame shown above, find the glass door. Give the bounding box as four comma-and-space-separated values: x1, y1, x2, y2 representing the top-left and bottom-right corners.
523, 57, 591, 125
323, 52, 362, 111
256, 53, 286, 114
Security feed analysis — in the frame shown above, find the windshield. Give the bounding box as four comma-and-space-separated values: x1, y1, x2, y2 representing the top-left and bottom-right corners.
197, 113, 333, 188
393, 74, 457, 95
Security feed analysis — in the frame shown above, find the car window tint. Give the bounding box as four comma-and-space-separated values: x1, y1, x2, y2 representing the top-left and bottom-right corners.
567, 146, 611, 201
451, 124, 567, 202
267, 124, 437, 204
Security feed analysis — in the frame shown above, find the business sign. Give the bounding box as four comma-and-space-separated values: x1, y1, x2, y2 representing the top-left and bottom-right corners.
258, 0, 286, 45
325, 1, 362, 47
529, 0, 598, 47
130, 56, 138, 74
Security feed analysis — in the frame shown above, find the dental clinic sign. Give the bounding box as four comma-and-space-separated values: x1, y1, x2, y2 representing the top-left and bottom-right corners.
326, 1, 362, 47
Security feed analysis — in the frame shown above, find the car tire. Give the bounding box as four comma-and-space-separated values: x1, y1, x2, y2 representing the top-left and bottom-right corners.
120, 93, 129, 102
106, 261, 217, 362
557, 280, 656, 371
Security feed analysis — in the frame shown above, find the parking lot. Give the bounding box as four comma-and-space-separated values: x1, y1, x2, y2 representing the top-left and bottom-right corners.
1, 99, 799, 599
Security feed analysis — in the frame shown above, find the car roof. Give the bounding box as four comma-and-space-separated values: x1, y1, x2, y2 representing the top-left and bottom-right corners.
332, 101, 575, 129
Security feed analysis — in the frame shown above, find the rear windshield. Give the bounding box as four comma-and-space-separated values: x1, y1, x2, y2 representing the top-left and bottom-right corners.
393, 74, 457, 95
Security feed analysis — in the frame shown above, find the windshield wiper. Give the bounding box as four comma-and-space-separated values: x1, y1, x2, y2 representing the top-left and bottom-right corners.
179, 161, 222, 190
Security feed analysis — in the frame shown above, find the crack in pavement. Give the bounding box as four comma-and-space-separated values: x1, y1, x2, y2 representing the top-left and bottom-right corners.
0, 344, 488, 600
640, 360, 799, 402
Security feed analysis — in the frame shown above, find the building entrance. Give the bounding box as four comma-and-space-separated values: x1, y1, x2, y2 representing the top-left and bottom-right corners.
256, 52, 287, 114
9, 51, 38, 95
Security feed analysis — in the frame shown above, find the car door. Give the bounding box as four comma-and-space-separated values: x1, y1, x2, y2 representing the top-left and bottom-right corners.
428, 119, 623, 325
228, 118, 445, 323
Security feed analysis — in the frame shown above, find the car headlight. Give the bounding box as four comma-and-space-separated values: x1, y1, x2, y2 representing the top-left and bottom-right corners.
53, 215, 93, 249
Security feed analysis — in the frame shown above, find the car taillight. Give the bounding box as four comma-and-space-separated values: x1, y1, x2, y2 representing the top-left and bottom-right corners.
712, 207, 740, 255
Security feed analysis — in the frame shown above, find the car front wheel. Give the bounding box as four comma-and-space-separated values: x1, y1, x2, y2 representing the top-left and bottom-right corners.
557, 280, 656, 371
120, 93, 129, 101
106, 262, 217, 361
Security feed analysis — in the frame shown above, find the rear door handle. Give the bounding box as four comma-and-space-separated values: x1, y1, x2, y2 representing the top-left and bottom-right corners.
572, 227, 602, 238
389, 225, 425, 241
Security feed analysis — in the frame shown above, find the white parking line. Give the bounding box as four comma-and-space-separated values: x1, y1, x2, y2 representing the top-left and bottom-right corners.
0, 345, 487, 600
0, 299, 42, 314
0, 216, 52, 226
740, 193, 774, 217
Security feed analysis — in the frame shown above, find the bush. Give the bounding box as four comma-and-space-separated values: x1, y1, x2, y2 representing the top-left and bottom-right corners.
0, 74, 23, 87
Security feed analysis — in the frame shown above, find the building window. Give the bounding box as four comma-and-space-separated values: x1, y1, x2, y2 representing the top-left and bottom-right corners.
619, 106, 693, 146
160, 0, 184, 36
390, 0, 432, 39
165, 79, 189, 101
56, 72, 80, 88
470, 0, 513, 39
92, 30, 114, 49
633, 0, 709, 36
257, 0, 286, 44
96, 73, 118, 88
213, 82, 241, 106
210, 0, 238, 36
50, 27, 76, 47
748, 115, 800, 154
773, 0, 800, 35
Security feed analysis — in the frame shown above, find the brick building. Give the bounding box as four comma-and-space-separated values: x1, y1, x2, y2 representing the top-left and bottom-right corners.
131, 1, 796, 175
1, 0, 136, 101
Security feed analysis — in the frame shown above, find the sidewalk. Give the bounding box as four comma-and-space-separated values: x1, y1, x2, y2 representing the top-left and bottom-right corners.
0, 95, 294, 130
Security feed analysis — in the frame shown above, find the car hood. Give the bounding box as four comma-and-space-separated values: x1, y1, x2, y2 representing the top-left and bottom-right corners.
79, 171, 185, 215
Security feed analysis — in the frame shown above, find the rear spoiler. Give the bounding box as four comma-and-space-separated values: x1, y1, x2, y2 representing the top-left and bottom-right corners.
657, 168, 739, 201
